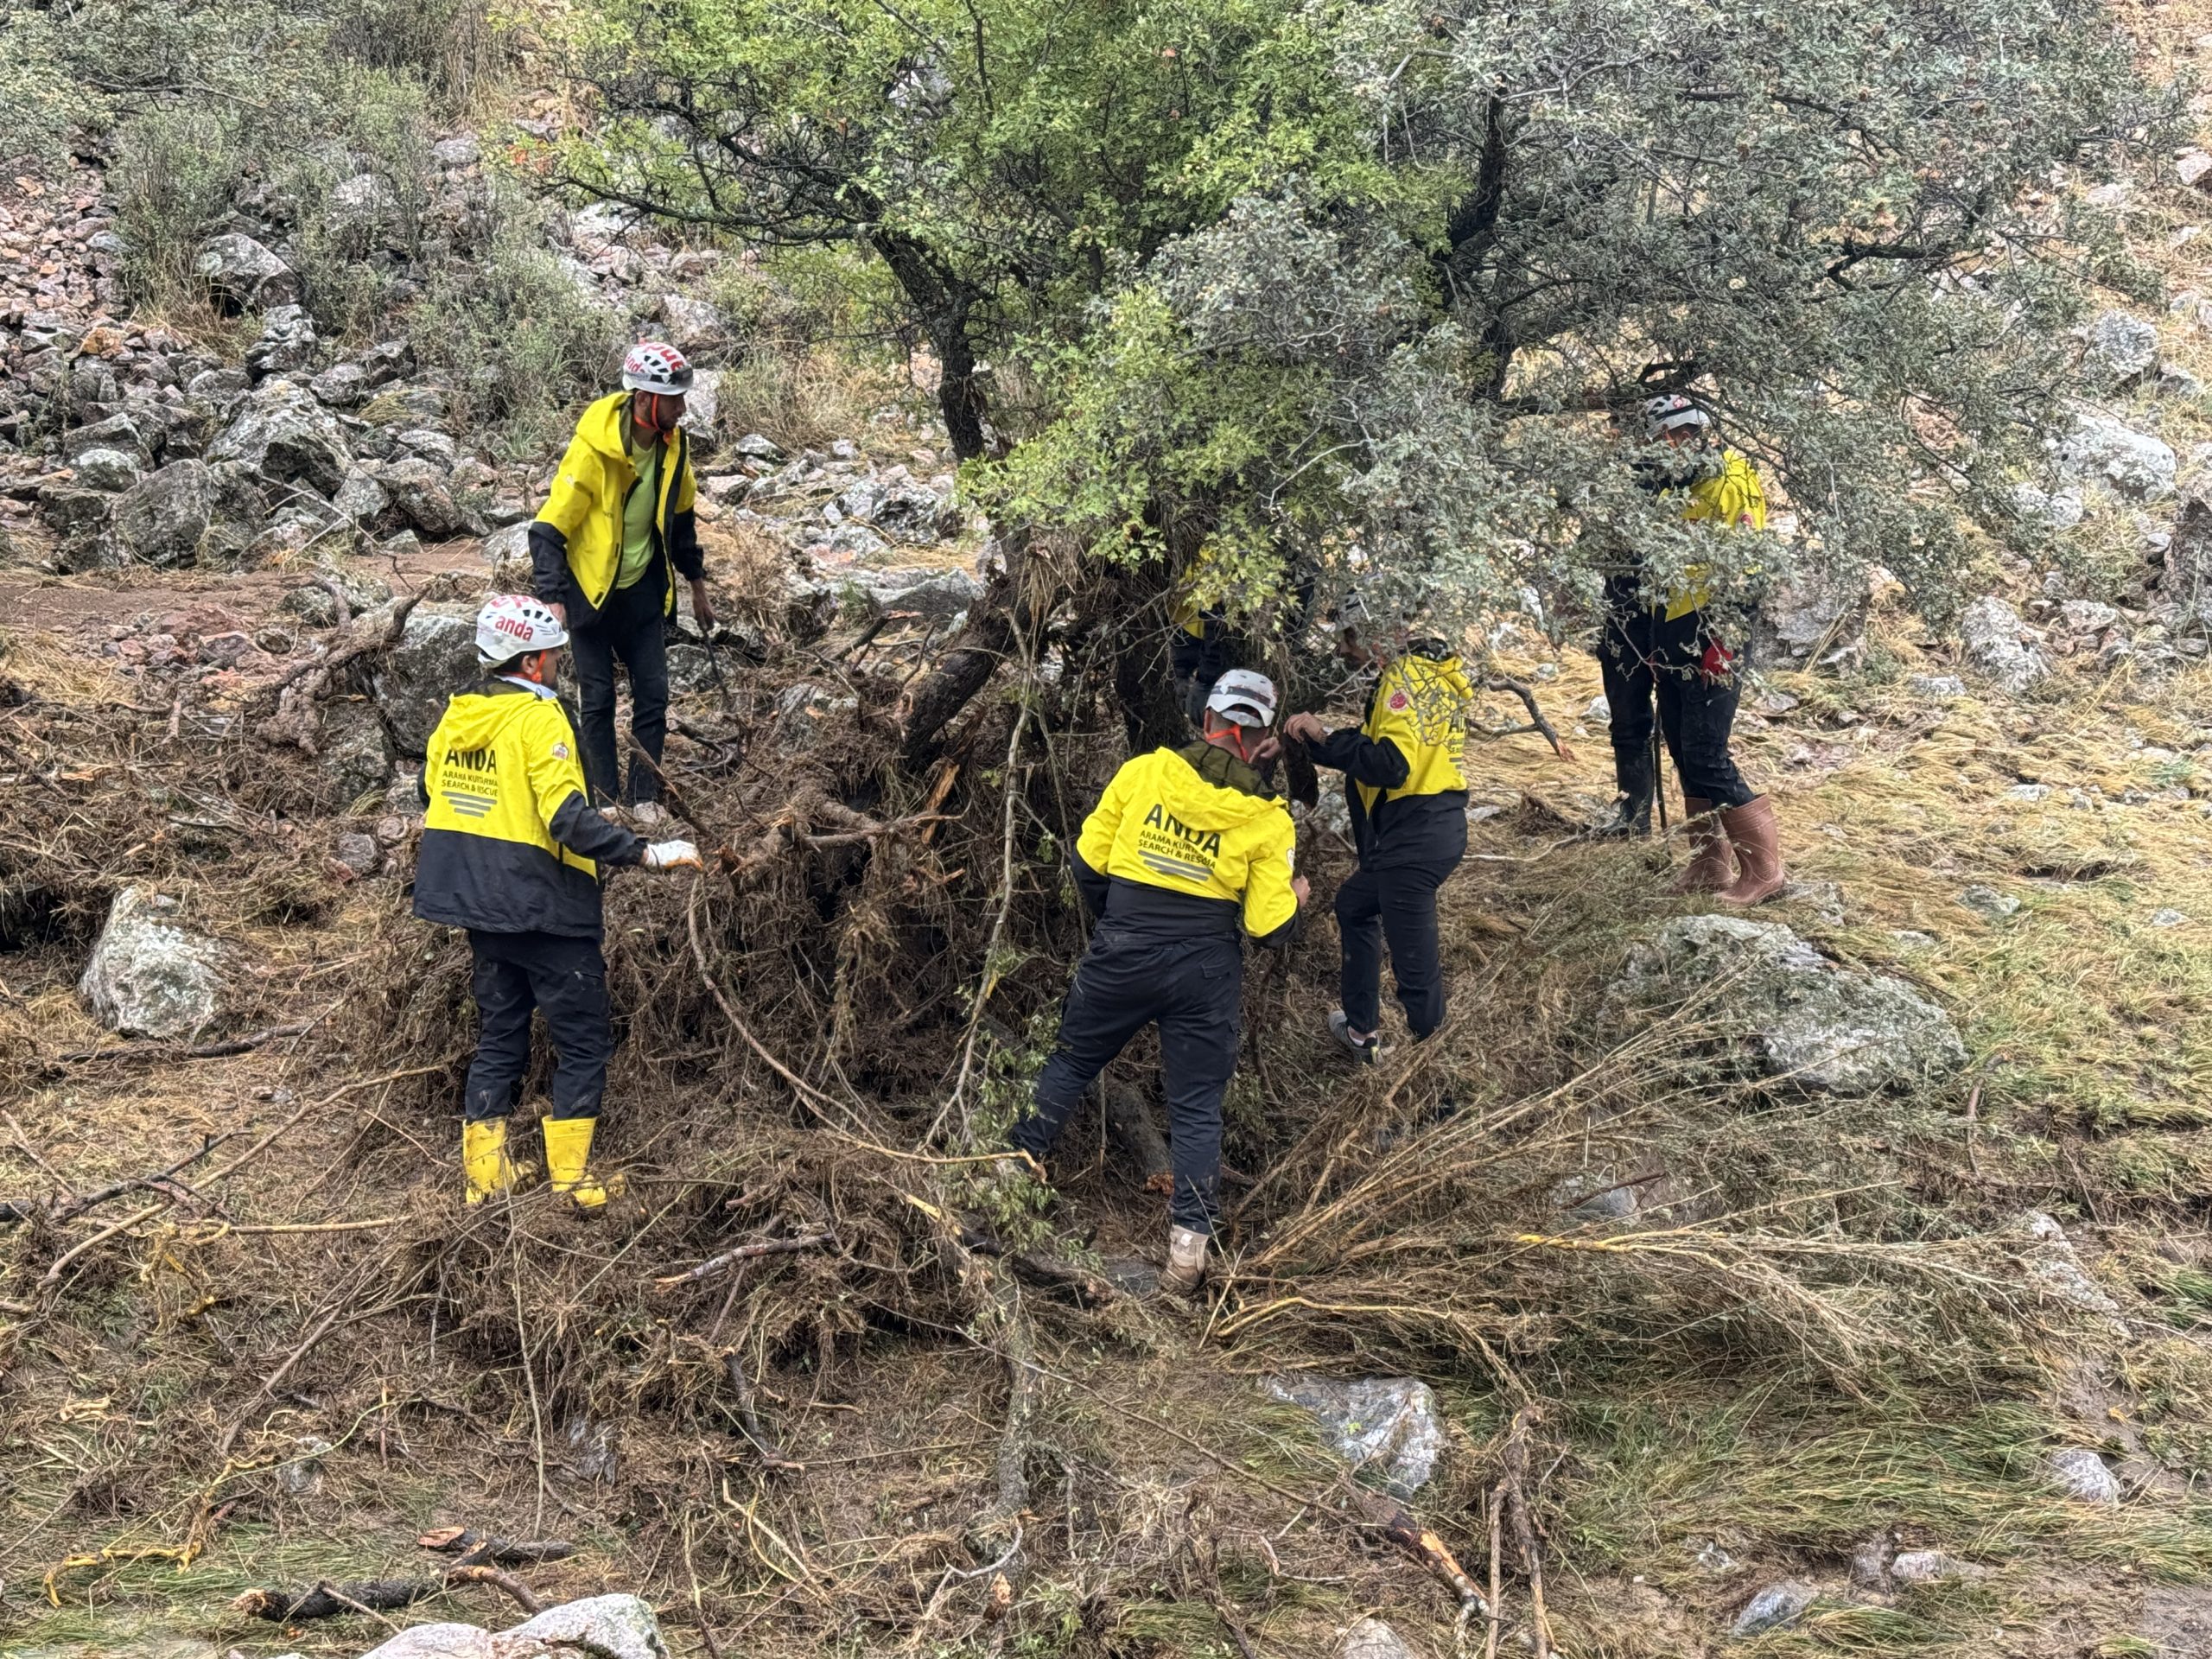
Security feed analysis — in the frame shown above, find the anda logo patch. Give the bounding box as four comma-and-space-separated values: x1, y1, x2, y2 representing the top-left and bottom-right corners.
1141, 802, 1222, 859
1136, 801, 1223, 887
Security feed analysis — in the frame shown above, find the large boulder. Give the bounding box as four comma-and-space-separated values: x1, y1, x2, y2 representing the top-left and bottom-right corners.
103, 460, 266, 568
359, 385, 449, 429
64, 411, 152, 469
193, 232, 299, 312
205, 384, 353, 499
2057, 408, 2177, 500
378, 457, 477, 539
373, 603, 480, 755
358, 1623, 490, 1659
79, 887, 226, 1039
1959, 594, 2051, 695
1265, 1376, 1444, 1498
1606, 915, 1967, 1095
317, 697, 397, 805
679, 365, 722, 448
499, 1594, 669, 1659
71, 448, 143, 493
841, 565, 980, 620
1340, 1618, 1422, 1659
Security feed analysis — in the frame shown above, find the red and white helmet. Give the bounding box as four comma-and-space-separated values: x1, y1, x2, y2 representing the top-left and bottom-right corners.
621, 340, 694, 395
1206, 668, 1280, 728
476, 594, 569, 664
1643, 393, 1713, 440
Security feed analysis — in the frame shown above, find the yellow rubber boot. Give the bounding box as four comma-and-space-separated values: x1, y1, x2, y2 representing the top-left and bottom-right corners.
461, 1118, 518, 1205
542, 1116, 621, 1210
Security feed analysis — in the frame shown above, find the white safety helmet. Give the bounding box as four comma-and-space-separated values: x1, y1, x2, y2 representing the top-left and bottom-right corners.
620, 340, 694, 396
1643, 393, 1713, 441
476, 593, 569, 665
1205, 668, 1280, 729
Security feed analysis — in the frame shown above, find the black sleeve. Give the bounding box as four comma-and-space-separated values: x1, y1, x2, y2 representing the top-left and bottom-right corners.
1250, 911, 1300, 950
1308, 728, 1409, 791
528, 522, 576, 608
549, 791, 645, 867
666, 506, 705, 582
1071, 845, 1110, 920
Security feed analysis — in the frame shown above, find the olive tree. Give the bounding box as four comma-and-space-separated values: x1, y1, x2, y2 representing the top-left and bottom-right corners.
556, 0, 2154, 746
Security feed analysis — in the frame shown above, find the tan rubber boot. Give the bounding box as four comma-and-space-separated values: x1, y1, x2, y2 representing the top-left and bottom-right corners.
1158, 1225, 1210, 1297
1715, 797, 1788, 906
1669, 795, 1735, 894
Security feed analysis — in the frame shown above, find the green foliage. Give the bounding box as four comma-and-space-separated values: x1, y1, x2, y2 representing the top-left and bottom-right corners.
557, 0, 2168, 643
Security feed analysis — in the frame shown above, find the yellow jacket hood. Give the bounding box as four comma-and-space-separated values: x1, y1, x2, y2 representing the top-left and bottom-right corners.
1075, 744, 1300, 939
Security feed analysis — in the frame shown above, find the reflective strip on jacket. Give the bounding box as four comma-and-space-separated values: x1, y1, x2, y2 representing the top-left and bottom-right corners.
1074, 745, 1299, 941
412, 680, 644, 938
529, 391, 702, 623
1663, 448, 1768, 620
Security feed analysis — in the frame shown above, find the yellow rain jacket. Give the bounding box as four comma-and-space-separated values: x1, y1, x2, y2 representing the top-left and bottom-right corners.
1308, 649, 1472, 868
529, 392, 705, 626
1073, 742, 1300, 944
1662, 449, 1768, 620
414, 679, 645, 938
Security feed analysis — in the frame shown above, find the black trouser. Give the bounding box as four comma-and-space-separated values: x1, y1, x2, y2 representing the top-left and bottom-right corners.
1598, 605, 1753, 809
1337, 848, 1462, 1040
463, 930, 613, 1122
572, 568, 670, 807
1014, 927, 1242, 1235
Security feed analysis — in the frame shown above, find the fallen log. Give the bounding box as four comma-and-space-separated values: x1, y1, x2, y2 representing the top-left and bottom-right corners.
418, 1525, 577, 1566
233, 1580, 436, 1622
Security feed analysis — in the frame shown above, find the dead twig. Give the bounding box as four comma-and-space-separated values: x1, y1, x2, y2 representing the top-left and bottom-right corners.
1500, 1406, 1553, 1659
1354, 1490, 1491, 1622
652, 1230, 839, 1289
54, 1021, 313, 1065
721, 1347, 804, 1473
233, 1580, 436, 1622
443, 1563, 544, 1614
1482, 675, 1572, 760
419, 1525, 576, 1566
0, 1133, 233, 1227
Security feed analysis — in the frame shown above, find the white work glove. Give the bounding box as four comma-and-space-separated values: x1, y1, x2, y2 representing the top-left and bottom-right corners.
641, 839, 702, 871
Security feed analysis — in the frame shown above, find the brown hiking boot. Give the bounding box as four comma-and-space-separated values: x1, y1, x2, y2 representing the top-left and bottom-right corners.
1669, 795, 1735, 893
1157, 1225, 1210, 1297
1715, 797, 1788, 906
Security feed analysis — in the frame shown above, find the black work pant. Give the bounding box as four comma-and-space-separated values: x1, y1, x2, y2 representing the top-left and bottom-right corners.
1337, 849, 1461, 1040
1014, 928, 1242, 1235
1598, 605, 1753, 809
572, 569, 670, 807
464, 930, 613, 1122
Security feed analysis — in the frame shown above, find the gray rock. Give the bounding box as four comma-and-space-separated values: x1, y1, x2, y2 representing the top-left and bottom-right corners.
2005, 783, 2051, 803
71, 448, 142, 492
2152, 907, 2189, 928
432, 132, 482, 168
1263, 1376, 1443, 1499
317, 699, 395, 806
187, 366, 251, 404
842, 566, 982, 620
1751, 566, 1870, 670
333, 831, 381, 877
79, 887, 226, 1039
1732, 1580, 1816, 1637
104, 460, 265, 569
1889, 1549, 1985, 1585
361, 340, 416, 388
2164, 496, 2212, 633
483, 522, 535, 591
1908, 674, 1967, 701
41, 486, 117, 562
2084, 309, 2161, 388
1339, 1618, 1421, 1659
2061, 599, 2123, 634
282, 563, 394, 628
64, 411, 150, 467
193, 232, 299, 311
244, 303, 318, 381
2049, 1446, 2120, 1503
328, 173, 400, 237
499, 1594, 668, 1659
359, 385, 449, 429
775, 682, 858, 750
734, 432, 783, 461
1585, 695, 1612, 722
359, 1624, 492, 1659
311, 362, 370, 408
659, 292, 730, 350
205, 384, 353, 498
398, 428, 460, 469
1959, 595, 2050, 695
331, 467, 391, 525
1891, 930, 1937, 951
2181, 149, 2212, 189
2018, 1211, 2120, 1317
1960, 884, 2020, 919
1607, 915, 1967, 1095
2013, 481, 2086, 530
373, 604, 480, 754
2057, 408, 2177, 500
379, 458, 476, 539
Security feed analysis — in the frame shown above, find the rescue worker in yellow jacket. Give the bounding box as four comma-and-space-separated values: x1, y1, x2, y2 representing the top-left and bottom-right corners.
1286, 594, 1471, 1065
415, 595, 702, 1207
529, 341, 715, 823
1011, 670, 1309, 1294
1597, 394, 1786, 905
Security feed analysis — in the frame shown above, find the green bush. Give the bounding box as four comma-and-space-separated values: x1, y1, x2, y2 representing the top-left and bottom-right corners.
109, 106, 247, 321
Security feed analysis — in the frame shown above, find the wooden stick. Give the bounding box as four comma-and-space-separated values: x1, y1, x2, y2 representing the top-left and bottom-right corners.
54, 1021, 312, 1065
1500, 1407, 1552, 1659
1484, 1484, 1504, 1659
0, 1134, 232, 1227
419, 1526, 576, 1566
721, 1347, 804, 1472
444, 1563, 544, 1614
1354, 1490, 1490, 1618
233, 1580, 435, 1622
653, 1230, 838, 1289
